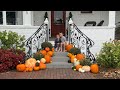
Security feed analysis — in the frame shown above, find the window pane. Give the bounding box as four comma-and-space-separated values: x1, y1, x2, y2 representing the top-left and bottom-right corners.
54, 11, 63, 24
6, 11, 23, 25
0, 11, 3, 25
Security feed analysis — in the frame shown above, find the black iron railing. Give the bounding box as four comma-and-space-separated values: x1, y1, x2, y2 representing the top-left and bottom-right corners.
24, 23, 48, 59
68, 23, 96, 62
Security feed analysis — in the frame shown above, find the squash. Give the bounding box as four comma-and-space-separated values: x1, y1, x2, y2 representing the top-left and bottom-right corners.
78, 68, 85, 72
45, 47, 50, 52
40, 50, 47, 56
70, 55, 76, 63
65, 44, 73, 52
24, 67, 29, 72
90, 64, 99, 74
16, 64, 26, 72
28, 68, 33, 72
67, 53, 73, 58
39, 62, 46, 70
25, 58, 36, 68
47, 51, 53, 57
52, 48, 54, 52
75, 65, 83, 71
44, 55, 51, 63
33, 62, 40, 71
76, 54, 85, 60
82, 66, 90, 72
74, 60, 80, 66
40, 58, 46, 64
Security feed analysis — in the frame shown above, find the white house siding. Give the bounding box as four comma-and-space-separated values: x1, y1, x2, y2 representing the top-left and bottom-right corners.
77, 26, 115, 56
66, 11, 109, 27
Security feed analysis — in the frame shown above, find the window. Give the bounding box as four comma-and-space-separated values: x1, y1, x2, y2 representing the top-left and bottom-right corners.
81, 11, 93, 13
54, 11, 63, 24
0, 11, 23, 25
0, 11, 3, 25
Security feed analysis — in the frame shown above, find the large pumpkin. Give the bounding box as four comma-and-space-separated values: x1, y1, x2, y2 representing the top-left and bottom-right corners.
45, 47, 50, 52
40, 50, 47, 56
16, 64, 26, 72
25, 58, 36, 68
76, 65, 83, 71
70, 55, 76, 63
76, 54, 85, 60
44, 55, 51, 63
65, 44, 73, 52
90, 64, 99, 74
47, 51, 53, 57
39, 62, 46, 70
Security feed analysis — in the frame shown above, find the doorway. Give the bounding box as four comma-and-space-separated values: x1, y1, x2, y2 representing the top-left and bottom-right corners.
51, 11, 66, 37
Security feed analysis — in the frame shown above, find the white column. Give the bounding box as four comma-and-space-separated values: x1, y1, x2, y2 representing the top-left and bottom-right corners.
23, 11, 32, 26
108, 11, 116, 27
3, 11, 6, 25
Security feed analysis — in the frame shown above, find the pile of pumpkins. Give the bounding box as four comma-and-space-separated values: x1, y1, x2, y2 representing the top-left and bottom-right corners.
16, 47, 54, 72
67, 53, 99, 74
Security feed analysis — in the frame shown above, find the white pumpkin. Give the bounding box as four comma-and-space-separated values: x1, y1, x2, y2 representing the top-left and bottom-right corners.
36, 60, 40, 63
82, 66, 90, 72
40, 58, 46, 63
73, 58, 77, 63
78, 68, 85, 73
74, 60, 80, 66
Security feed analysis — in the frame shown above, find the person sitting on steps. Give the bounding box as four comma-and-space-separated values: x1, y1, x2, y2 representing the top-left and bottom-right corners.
54, 34, 61, 52
59, 32, 66, 52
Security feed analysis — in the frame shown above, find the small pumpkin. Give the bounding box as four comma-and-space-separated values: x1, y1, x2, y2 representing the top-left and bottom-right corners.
78, 68, 85, 73
82, 66, 90, 72
24, 67, 29, 72
52, 48, 54, 52
44, 55, 51, 63
34, 62, 40, 71
47, 51, 53, 57
16, 64, 26, 72
70, 55, 76, 63
45, 47, 50, 52
40, 58, 46, 64
90, 64, 99, 74
65, 44, 73, 52
28, 67, 33, 72
40, 50, 47, 56
76, 65, 83, 71
76, 54, 85, 60
67, 53, 73, 58
39, 62, 46, 70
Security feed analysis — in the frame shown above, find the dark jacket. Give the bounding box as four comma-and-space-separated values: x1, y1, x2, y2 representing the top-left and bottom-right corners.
54, 38, 61, 48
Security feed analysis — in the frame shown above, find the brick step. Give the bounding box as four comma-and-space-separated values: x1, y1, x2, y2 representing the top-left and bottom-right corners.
46, 62, 73, 68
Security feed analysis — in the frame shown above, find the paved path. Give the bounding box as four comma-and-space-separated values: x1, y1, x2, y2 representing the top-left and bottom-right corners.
0, 69, 97, 79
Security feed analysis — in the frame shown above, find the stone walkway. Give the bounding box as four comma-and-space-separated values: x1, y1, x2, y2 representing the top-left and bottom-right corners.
0, 69, 97, 79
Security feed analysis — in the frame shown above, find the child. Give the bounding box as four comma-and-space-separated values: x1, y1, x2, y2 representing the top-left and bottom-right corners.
54, 34, 61, 51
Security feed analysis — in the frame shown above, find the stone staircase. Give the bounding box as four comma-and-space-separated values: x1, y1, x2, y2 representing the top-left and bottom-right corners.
46, 52, 73, 68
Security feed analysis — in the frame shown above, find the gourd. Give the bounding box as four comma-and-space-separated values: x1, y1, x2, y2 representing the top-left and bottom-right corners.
90, 64, 99, 74
16, 64, 26, 72
75, 65, 83, 71
82, 66, 90, 72
40, 58, 46, 64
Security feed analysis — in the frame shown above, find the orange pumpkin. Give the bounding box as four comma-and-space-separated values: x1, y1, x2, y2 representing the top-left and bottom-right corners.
90, 64, 99, 74
45, 47, 50, 52
67, 53, 73, 58
44, 55, 51, 63
39, 62, 46, 70
76, 54, 85, 60
52, 48, 54, 52
70, 55, 76, 63
76, 65, 83, 71
33, 62, 40, 71
16, 64, 26, 72
40, 50, 47, 56
47, 51, 53, 57
24, 67, 29, 72
65, 44, 73, 52
28, 68, 33, 72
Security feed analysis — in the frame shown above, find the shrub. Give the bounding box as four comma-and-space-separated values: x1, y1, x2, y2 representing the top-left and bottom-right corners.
0, 30, 25, 51
96, 40, 120, 68
69, 47, 81, 55
41, 42, 53, 50
0, 49, 26, 73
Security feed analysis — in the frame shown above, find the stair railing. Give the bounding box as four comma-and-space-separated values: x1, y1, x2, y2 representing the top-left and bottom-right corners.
24, 18, 49, 59
68, 18, 96, 62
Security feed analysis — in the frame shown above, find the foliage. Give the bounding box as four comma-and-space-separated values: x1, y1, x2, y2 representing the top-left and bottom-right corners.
79, 58, 92, 66
41, 42, 53, 50
96, 40, 120, 68
0, 30, 25, 51
0, 49, 26, 73
69, 47, 81, 55
33, 53, 44, 61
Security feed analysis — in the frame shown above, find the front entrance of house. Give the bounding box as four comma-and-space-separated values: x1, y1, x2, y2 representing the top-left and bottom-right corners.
51, 11, 66, 37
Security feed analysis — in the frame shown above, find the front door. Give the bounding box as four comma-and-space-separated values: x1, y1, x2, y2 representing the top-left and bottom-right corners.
51, 11, 66, 37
